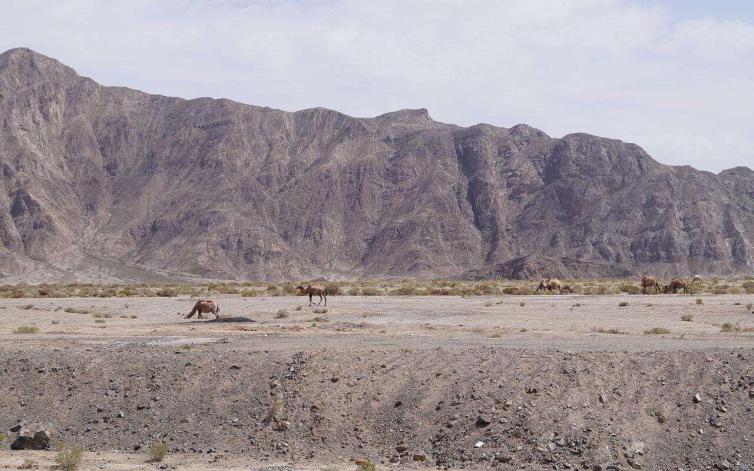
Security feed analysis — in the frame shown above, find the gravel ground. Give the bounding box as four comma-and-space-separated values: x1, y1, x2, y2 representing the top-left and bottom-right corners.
1, 294, 753, 470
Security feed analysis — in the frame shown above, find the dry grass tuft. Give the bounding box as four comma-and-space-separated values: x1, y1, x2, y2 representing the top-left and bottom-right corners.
13, 325, 39, 334
275, 310, 289, 319
55, 444, 83, 471
644, 327, 671, 335
680, 314, 693, 322
592, 327, 624, 335
149, 441, 169, 462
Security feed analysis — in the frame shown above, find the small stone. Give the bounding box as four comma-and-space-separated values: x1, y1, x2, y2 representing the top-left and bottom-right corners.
599, 394, 608, 404
474, 441, 485, 448
412, 453, 427, 462
717, 459, 732, 470
476, 414, 492, 427
117, 411, 125, 418
396, 443, 408, 453
10, 424, 21, 432
693, 393, 702, 403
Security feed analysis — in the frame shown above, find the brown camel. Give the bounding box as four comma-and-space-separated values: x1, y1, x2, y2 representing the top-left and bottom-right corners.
663, 279, 689, 294
297, 284, 327, 306
185, 299, 221, 319
535, 278, 563, 294
641, 275, 660, 294
693, 275, 702, 284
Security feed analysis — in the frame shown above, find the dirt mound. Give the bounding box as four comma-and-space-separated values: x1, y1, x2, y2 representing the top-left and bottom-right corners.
1, 344, 752, 469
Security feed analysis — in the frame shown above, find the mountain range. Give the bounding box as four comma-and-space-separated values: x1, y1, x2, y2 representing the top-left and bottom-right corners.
1, 47, 752, 282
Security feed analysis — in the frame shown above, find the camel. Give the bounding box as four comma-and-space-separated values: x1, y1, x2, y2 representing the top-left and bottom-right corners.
693, 275, 702, 284
297, 284, 327, 306
185, 299, 221, 319
641, 275, 660, 294
535, 278, 563, 294
663, 279, 689, 294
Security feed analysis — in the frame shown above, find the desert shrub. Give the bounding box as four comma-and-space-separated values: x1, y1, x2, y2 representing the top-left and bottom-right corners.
240, 289, 257, 297
19, 458, 35, 469
275, 310, 289, 319
19, 304, 34, 310
681, 314, 693, 322
696, 298, 703, 305
216, 284, 240, 295
64, 307, 89, 314
55, 444, 83, 471
91, 313, 111, 319
357, 460, 377, 471
618, 283, 641, 295
118, 287, 135, 297
720, 322, 735, 333
94, 319, 105, 324
644, 327, 670, 335
519, 302, 526, 307
149, 441, 169, 462
618, 301, 629, 307
592, 327, 624, 334
155, 288, 177, 297
360, 287, 381, 296
13, 326, 39, 334
324, 283, 342, 296
312, 316, 330, 322
313, 308, 328, 314
393, 285, 418, 296
746, 303, 753, 310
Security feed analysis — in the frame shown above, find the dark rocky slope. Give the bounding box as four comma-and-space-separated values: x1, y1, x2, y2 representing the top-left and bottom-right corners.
1, 48, 752, 280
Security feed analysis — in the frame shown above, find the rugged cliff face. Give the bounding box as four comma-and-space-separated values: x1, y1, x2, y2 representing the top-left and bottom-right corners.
0, 48, 752, 281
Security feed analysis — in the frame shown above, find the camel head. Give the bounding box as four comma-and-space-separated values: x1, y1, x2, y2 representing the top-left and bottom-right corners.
663, 284, 671, 293
296, 285, 306, 293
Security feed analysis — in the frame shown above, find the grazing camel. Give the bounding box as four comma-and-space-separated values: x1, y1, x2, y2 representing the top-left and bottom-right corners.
185, 299, 221, 319
535, 278, 563, 294
641, 276, 660, 294
693, 275, 702, 284
297, 284, 327, 307
663, 279, 689, 294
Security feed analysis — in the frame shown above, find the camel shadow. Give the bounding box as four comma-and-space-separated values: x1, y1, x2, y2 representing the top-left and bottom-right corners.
185, 316, 257, 323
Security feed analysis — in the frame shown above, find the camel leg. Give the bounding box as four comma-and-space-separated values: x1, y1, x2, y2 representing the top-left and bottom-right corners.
323, 294, 327, 306
309, 293, 313, 306
316, 294, 322, 306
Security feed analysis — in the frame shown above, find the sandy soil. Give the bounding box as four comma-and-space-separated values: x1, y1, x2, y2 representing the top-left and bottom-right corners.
1, 294, 753, 470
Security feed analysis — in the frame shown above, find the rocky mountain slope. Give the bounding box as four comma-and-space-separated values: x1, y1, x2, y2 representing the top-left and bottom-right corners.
0, 48, 752, 281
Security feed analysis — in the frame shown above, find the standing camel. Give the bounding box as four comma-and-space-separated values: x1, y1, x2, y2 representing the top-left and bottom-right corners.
663, 279, 689, 294
641, 276, 660, 294
185, 299, 221, 319
535, 278, 563, 294
297, 285, 327, 307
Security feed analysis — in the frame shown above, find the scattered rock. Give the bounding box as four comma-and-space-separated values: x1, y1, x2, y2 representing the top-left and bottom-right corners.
9, 424, 21, 433
693, 393, 702, 403
10, 431, 50, 450
474, 441, 485, 448
413, 453, 427, 462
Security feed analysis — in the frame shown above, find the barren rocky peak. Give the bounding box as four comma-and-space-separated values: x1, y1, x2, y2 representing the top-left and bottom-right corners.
0, 47, 752, 281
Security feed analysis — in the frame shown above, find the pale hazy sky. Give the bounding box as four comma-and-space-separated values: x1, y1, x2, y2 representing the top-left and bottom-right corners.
1, 0, 753, 172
